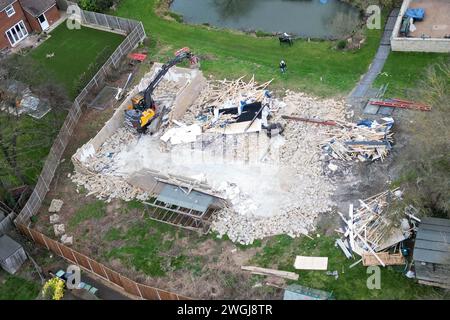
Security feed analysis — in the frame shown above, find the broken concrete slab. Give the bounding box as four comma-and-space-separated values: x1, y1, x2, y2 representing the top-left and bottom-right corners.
60, 234, 73, 246
53, 224, 65, 237
48, 199, 64, 213
49, 214, 60, 224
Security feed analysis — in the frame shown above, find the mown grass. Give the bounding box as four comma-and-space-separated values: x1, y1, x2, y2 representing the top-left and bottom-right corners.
0, 273, 40, 300
251, 235, 445, 300
114, 0, 384, 97
374, 52, 449, 97
30, 23, 124, 99
104, 217, 188, 277
68, 201, 106, 228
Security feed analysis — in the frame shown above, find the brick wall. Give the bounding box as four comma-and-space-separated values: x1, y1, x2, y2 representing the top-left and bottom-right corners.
23, 5, 61, 33
0, 1, 31, 49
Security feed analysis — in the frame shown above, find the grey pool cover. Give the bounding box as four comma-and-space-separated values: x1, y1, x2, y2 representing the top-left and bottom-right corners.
157, 185, 214, 214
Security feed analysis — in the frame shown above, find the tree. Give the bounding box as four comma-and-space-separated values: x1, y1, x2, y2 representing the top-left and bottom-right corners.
0, 55, 71, 208
397, 59, 450, 217
41, 278, 65, 300
78, 0, 114, 13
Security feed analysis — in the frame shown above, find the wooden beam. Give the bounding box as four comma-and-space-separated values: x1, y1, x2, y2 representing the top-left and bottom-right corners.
241, 266, 299, 281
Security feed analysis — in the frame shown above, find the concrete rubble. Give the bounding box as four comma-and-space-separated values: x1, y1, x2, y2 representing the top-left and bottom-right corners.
71, 69, 352, 244
53, 224, 65, 237
49, 214, 60, 224
61, 234, 73, 246
48, 199, 64, 213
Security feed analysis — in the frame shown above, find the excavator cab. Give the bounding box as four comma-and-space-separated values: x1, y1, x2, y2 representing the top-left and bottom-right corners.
124, 47, 195, 133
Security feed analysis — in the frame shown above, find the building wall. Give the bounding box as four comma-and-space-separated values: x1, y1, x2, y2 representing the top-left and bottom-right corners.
0, 1, 31, 49
391, 0, 450, 53
391, 37, 450, 53
23, 5, 61, 33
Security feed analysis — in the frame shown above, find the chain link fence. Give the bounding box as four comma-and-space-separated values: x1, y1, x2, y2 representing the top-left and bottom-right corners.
7, 3, 197, 301
14, 5, 146, 225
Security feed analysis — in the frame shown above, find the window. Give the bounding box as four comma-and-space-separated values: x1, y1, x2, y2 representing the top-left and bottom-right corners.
5, 4, 15, 17
5, 21, 28, 46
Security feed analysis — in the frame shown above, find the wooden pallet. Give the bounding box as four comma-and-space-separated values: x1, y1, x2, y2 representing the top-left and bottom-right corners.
362, 252, 405, 266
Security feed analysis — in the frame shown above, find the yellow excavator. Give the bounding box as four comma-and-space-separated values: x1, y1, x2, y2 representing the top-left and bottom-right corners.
124, 47, 196, 133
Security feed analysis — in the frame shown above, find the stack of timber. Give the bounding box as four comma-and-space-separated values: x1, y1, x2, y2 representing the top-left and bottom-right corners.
322, 118, 394, 162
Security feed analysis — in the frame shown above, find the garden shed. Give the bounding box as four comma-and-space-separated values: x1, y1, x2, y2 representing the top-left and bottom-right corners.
0, 235, 27, 274
413, 217, 450, 289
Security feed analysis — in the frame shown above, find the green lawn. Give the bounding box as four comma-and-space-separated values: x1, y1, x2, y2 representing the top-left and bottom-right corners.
1, 23, 124, 194
31, 23, 124, 99
252, 235, 446, 300
103, 201, 187, 277
68, 201, 107, 229
114, 0, 384, 97
0, 273, 40, 300
374, 52, 449, 97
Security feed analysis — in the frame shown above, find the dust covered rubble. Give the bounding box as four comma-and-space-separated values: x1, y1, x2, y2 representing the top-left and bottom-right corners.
70, 82, 348, 244
210, 91, 348, 244
70, 77, 184, 202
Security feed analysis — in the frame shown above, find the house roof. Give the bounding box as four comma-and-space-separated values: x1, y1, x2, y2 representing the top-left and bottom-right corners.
413, 217, 450, 265
0, 0, 15, 12
19, 0, 56, 17
0, 235, 22, 260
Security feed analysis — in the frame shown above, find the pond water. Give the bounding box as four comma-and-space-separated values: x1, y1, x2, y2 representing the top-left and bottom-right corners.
170, 0, 361, 39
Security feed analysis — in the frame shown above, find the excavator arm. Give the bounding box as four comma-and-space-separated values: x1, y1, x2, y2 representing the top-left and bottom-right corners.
125, 48, 195, 133
142, 49, 193, 108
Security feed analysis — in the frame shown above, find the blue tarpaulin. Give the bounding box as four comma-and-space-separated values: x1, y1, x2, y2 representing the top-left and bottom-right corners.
405, 8, 425, 21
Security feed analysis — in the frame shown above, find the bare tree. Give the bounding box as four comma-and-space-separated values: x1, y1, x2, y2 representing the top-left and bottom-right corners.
398, 59, 450, 217
0, 55, 71, 207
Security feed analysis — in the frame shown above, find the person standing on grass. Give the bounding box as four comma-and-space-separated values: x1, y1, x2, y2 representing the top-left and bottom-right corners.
279, 60, 287, 74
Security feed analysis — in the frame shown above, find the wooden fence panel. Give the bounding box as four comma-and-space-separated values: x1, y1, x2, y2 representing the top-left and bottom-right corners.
59, 244, 77, 264
157, 289, 179, 300
17, 225, 192, 300
72, 251, 92, 271
121, 276, 141, 298
45, 237, 63, 256
29, 228, 47, 248
137, 284, 160, 300
103, 266, 123, 288
88, 258, 108, 279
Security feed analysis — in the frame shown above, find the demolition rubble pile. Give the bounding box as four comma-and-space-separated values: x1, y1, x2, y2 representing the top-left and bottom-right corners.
71, 128, 151, 202
180, 76, 273, 128
70, 73, 356, 244
337, 188, 411, 266
322, 118, 395, 162
276, 91, 348, 169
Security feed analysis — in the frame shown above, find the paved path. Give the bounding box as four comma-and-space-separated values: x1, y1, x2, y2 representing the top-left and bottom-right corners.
348, 9, 400, 104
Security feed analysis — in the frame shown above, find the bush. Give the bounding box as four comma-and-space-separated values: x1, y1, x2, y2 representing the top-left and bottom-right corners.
42, 278, 65, 300
337, 40, 347, 50
166, 11, 183, 23
396, 59, 450, 217
255, 30, 272, 38
78, 0, 113, 13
